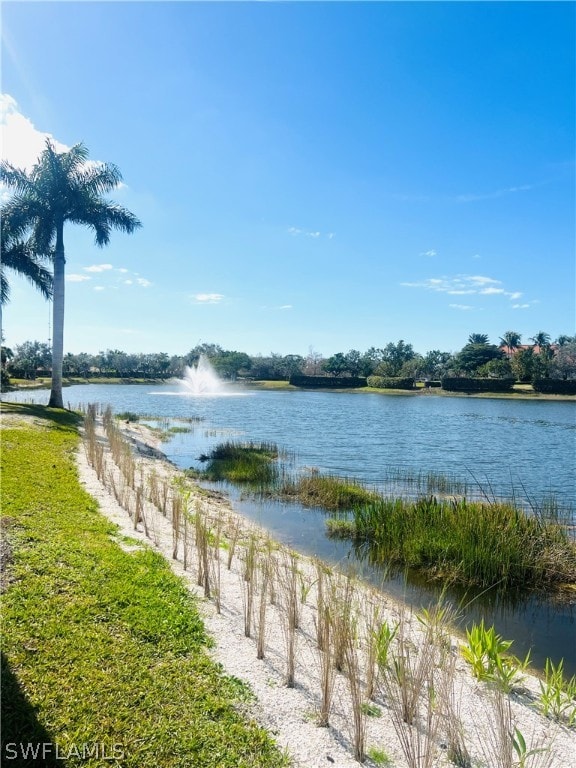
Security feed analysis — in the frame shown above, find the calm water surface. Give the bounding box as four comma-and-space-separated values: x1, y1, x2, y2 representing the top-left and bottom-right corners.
4, 383, 575, 672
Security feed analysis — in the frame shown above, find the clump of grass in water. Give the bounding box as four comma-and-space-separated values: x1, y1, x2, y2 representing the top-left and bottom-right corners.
281, 472, 381, 511
380, 465, 470, 498
199, 441, 280, 485
330, 495, 576, 591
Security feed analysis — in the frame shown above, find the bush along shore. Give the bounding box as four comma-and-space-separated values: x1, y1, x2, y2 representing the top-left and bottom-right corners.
2, 403, 575, 767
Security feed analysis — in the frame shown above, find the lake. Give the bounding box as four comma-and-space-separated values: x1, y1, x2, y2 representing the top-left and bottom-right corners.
4, 382, 575, 673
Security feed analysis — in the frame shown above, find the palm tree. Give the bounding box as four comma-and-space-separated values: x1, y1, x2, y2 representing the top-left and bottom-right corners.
0, 211, 53, 336
530, 331, 551, 350
0, 140, 141, 408
499, 330, 522, 355
467, 333, 489, 345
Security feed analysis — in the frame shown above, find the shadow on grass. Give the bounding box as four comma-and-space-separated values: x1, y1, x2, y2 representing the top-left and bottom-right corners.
0, 402, 82, 431
1, 652, 63, 767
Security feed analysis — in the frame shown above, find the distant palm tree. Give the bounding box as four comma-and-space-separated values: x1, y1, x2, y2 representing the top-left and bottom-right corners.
467, 333, 489, 345
530, 331, 551, 349
1, 140, 141, 408
499, 330, 522, 353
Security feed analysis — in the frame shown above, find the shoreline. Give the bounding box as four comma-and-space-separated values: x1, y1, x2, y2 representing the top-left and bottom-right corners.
2, 378, 575, 401
75, 415, 575, 767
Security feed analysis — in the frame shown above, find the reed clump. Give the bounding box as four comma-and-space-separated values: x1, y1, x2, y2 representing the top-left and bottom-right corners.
377, 621, 440, 768
281, 473, 381, 511
199, 441, 280, 485
331, 495, 576, 590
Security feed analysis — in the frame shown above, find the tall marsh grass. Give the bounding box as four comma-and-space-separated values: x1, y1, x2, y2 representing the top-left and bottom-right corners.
281, 473, 381, 511
332, 496, 576, 590
200, 441, 281, 486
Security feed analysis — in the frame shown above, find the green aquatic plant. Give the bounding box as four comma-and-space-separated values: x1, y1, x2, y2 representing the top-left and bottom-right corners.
281, 472, 381, 511
200, 441, 280, 485
333, 494, 576, 590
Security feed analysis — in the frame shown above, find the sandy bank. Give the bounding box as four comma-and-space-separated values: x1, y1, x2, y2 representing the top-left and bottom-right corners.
76, 416, 575, 767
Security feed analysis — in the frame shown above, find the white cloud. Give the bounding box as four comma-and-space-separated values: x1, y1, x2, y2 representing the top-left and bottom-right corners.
66, 274, 91, 283
124, 279, 133, 285
469, 275, 500, 286
393, 185, 533, 205
479, 287, 505, 295
1, 94, 69, 170
512, 303, 531, 309
455, 184, 533, 203
194, 293, 224, 304
449, 304, 474, 310
288, 226, 332, 239
136, 277, 152, 287
279, 305, 293, 310
93, 286, 105, 292
420, 249, 437, 257
116, 268, 129, 274
0, 94, 124, 191
84, 264, 114, 273
401, 274, 524, 301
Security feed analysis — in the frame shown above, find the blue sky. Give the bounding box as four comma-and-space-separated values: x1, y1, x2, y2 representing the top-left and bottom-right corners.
1, 1, 574, 359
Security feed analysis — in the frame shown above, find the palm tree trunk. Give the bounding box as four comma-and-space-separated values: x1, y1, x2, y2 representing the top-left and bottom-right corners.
48, 225, 65, 408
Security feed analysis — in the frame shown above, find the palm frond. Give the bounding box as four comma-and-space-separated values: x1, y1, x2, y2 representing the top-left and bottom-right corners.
0, 232, 53, 305
0, 266, 10, 305
0, 162, 34, 195
70, 200, 142, 246
73, 162, 123, 196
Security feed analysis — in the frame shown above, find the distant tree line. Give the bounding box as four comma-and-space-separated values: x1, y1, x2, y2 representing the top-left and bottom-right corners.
3, 332, 575, 387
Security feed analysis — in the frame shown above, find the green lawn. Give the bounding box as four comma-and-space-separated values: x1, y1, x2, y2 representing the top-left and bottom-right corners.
1, 402, 288, 768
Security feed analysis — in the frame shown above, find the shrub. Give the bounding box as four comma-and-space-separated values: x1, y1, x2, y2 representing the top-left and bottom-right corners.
441, 377, 515, 393
289, 375, 367, 389
366, 376, 415, 390
532, 379, 576, 395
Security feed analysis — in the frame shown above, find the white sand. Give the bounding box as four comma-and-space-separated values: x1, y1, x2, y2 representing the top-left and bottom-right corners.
76, 417, 575, 767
